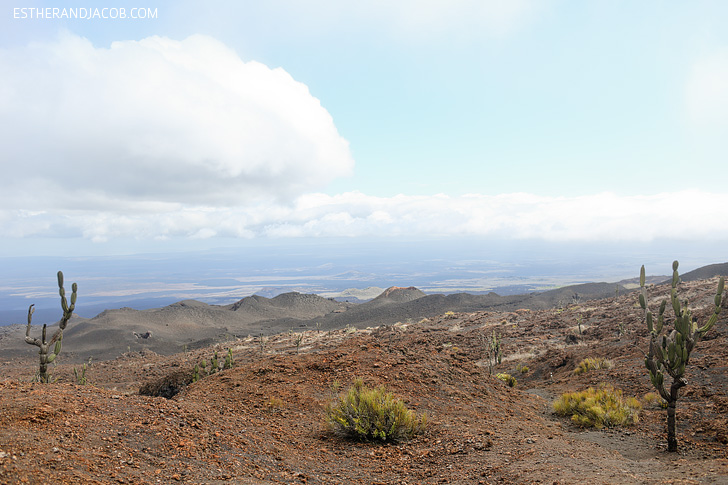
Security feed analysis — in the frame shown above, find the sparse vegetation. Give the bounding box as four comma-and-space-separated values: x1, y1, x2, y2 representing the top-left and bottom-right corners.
4, 268, 728, 483
223, 348, 234, 369
193, 349, 234, 382
640, 261, 725, 452
289, 330, 303, 353
73, 363, 88, 385
325, 379, 427, 442
496, 373, 517, 387
210, 351, 219, 373
24, 271, 77, 383
265, 396, 284, 413
573, 357, 613, 375
553, 385, 640, 429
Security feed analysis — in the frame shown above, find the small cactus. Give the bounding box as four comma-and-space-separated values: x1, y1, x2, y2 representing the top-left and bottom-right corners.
73, 363, 87, 385
24, 271, 77, 383
294, 333, 303, 354
211, 351, 219, 374
223, 348, 234, 369
483, 330, 502, 375
640, 261, 724, 452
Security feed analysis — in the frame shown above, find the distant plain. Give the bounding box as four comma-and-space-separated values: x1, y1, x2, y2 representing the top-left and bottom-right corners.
1, 237, 722, 325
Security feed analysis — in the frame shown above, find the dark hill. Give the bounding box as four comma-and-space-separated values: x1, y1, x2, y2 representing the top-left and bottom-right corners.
302, 282, 633, 331
227, 292, 347, 321
370, 286, 427, 304
678, 262, 728, 282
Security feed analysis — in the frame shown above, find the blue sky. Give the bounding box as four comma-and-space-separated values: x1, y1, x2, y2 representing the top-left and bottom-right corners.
1, 1, 727, 257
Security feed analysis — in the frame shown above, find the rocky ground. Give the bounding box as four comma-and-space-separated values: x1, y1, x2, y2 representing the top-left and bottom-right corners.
1, 276, 727, 484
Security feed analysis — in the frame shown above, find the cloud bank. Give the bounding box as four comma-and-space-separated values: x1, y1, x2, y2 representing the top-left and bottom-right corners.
0, 33, 353, 209
2, 191, 726, 243
2, 33, 726, 248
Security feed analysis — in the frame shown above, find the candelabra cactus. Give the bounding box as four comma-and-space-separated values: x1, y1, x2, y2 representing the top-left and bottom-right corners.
640, 261, 724, 452
24, 271, 77, 383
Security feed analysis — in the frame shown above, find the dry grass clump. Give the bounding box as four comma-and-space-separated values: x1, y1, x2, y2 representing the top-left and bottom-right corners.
325, 379, 427, 442
553, 384, 640, 429
573, 357, 613, 375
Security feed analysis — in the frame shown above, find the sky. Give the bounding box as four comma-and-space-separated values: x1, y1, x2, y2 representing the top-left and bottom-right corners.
1, 1, 727, 258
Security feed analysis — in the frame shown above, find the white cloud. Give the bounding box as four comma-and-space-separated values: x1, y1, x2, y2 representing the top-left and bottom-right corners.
2, 191, 726, 243
0, 32, 353, 210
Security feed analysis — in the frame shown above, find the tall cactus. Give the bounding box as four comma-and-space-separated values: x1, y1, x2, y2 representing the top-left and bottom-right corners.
484, 330, 502, 376
640, 261, 724, 452
25, 271, 78, 383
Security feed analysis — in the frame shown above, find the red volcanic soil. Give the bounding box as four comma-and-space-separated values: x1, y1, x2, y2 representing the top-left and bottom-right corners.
1, 277, 727, 484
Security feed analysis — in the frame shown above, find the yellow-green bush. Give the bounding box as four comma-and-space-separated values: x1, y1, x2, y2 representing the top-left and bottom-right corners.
496, 373, 517, 387
573, 357, 613, 375
553, 385, 640, 429
325, 379, 427, 442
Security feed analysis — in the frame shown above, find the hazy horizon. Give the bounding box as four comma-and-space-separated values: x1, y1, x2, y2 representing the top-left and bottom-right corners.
2, 237, 723, 326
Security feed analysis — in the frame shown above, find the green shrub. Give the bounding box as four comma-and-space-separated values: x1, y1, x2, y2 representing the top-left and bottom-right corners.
553, 385, 640, 429
496, 373, 517, 387
325, 379, 427, 442
573, 357, 613, 375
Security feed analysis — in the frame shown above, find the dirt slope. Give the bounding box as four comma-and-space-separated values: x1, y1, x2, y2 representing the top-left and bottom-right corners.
1, 276, 727, 483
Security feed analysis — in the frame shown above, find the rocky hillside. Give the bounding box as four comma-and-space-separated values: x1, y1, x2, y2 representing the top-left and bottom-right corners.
0, 275, 726, 483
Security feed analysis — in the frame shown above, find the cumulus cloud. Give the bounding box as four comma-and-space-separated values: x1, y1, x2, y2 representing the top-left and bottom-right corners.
0, 32, 353, 209
2, 191, 726, 243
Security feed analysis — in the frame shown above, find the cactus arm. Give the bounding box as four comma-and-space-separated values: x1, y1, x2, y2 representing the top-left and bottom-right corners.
24, 305, 41, 347
697, 277, 724, 335
57, 272, 77, 330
